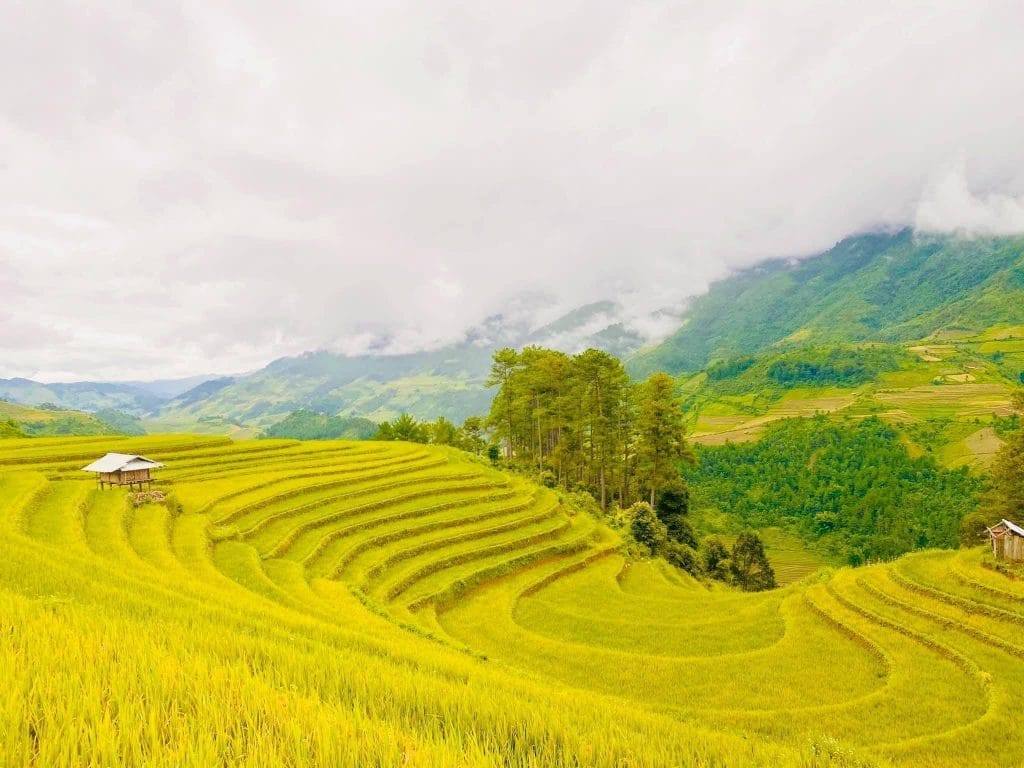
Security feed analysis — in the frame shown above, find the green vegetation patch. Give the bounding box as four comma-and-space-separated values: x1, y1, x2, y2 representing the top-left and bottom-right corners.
687, 414, 983, 564
262, 409, 378, 440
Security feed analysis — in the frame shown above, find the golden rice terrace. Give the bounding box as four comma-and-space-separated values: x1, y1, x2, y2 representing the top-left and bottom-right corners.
1, 434, 1023, 767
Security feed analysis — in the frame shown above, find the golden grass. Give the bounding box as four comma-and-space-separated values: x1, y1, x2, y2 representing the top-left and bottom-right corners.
1, 434, 1022, 766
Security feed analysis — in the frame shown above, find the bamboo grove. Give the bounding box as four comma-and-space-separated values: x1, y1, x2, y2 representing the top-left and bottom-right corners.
486, 347, 694, 509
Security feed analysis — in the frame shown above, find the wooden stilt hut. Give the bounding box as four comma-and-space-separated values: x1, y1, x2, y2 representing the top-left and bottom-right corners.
82, 453, 164, 490
987, 519, 1024, 563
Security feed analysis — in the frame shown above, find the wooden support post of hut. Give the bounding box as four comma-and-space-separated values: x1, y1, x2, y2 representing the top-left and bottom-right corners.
987, 519, 1024, 563
82, 453, 164, 490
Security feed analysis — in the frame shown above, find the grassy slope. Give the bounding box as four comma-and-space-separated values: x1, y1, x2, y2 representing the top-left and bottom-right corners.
0, 400, 124, 437
1, 435, 1023, 766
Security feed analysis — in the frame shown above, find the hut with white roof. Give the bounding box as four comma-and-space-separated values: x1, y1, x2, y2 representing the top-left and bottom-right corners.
82, 453, 164, 490
987, 519, 1024, 563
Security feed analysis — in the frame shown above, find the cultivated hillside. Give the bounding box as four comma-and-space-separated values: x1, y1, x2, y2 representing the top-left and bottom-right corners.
1, 434, 1023, 766
678, 335, 1021, 466
629, 230, 1024, 376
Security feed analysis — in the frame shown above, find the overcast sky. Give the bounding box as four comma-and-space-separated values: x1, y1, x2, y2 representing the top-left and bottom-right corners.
2, 2, 1024, 381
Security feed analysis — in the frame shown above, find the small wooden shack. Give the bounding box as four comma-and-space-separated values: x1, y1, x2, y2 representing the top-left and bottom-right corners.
82, 453, 164, 490
987, 519, 1024, 563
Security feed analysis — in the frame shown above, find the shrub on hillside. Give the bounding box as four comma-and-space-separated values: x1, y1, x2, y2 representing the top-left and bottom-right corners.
664, 541, 700, 576
699, 537, 731, 582
730, 532, 776, 592
629, 502, 668, 555
705, 356, 756, 381
656, 483, 696, 547
766, 346, 902, 388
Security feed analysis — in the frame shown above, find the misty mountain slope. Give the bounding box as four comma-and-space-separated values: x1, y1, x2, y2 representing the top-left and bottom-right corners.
153, 301, 655, 428
154, 347, 496, 427
628, 231, 1024, 377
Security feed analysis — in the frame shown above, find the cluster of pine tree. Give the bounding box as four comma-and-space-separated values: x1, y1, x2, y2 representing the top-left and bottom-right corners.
374, 413, 490, 455
485, 347, 694, 510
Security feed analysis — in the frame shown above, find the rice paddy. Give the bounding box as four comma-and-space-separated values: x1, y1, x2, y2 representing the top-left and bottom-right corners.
1, 434, 1022, 766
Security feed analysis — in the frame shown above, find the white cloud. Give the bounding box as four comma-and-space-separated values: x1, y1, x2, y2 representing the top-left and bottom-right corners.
915, 162, 1024, 235
0, 2, 1023, 380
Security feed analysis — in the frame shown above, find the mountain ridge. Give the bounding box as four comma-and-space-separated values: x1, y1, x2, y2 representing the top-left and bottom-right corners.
628, 229, 1024, 377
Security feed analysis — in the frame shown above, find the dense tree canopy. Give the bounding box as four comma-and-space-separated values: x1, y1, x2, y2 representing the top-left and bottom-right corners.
981, 390, 1024, 525
687, 415, 982, 564
485, 347, 693, 509
374, 412, 492, 454
730, 532, 777, 591
263, 410, 377, 440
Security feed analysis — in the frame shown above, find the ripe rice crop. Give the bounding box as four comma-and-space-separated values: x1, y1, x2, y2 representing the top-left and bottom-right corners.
0, 434, 1022, 766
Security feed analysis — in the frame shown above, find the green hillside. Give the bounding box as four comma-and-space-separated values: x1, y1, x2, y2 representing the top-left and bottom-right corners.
2, 434, 1024, 766
630, 230, 1024, 377
154, 350, 496, 428
688, 415, 982, 564
676, 334, 1019, 469
0, 400, 127, 437
262, 409, 378, 440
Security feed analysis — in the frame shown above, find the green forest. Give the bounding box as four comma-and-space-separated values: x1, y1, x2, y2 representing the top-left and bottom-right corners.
695, 344, 910, 398
687, 415, 983, 564
262, 409, 378, 440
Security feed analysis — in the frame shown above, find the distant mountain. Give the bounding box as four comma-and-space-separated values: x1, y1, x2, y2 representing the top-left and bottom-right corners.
153, 301, 660, 428
523, 300, 648, 358
118, 374, 224, 400
0, 378, 166, 416
153, 342, 498, 428
628, 230, 1024, 377
0, 374, 225, 420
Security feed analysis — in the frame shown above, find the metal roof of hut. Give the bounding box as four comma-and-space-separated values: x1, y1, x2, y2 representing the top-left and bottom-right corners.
82, 453, 164, 473
990, 519, 1024, 538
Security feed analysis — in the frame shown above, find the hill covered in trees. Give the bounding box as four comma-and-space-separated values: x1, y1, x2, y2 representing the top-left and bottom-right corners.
261, 410, 377, 440
629, 230, 1024, 377
687, 415, 982, 564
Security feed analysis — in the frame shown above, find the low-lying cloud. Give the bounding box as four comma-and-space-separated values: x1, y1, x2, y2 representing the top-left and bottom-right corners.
916, 163, 1024, 236
1, 2, 1023, 381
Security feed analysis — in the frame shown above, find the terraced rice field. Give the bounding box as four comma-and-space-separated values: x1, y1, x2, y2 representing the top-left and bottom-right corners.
1, 434, 1023, 766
